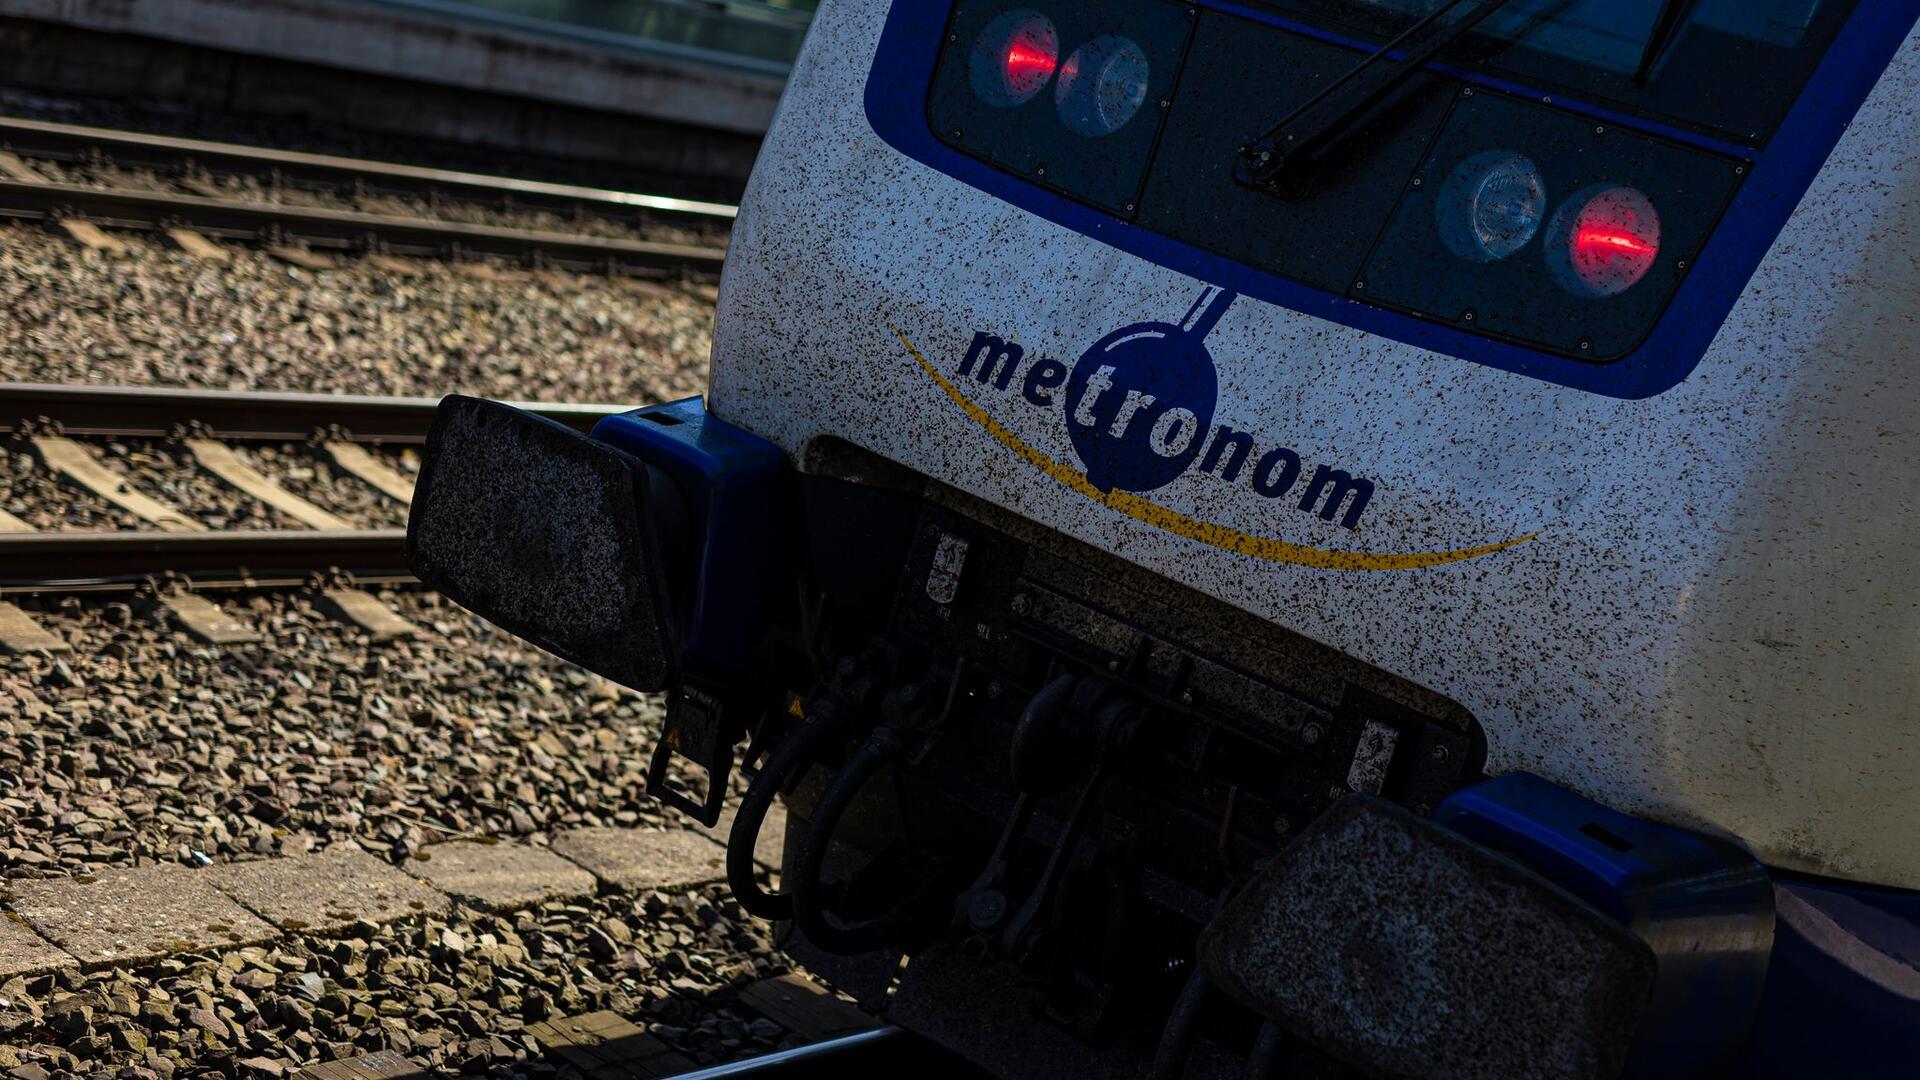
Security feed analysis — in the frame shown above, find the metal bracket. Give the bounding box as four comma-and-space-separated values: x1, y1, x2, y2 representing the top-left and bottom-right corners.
648, 675, 737, 827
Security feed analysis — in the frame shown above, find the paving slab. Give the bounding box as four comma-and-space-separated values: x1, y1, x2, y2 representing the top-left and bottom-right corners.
0, 912, 77, 979
294, 1050, 426, 1080
549, 828, 727, 894
737, 973, 881, 1040
527, 1011, 694, 1079
7, 865, 279, 967
410, 840, 597, 911
206, 846, 449, 932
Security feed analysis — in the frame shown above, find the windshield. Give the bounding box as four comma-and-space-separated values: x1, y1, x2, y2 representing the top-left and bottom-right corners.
1259, 0, 1855, 143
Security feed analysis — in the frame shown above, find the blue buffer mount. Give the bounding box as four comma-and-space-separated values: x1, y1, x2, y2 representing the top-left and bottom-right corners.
1437, 773, 1771, 1077
1436, 772, 1920, 1077
591, 397, 785, 678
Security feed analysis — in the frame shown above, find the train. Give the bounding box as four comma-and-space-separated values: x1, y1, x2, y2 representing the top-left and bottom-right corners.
404, 0, 1920, 1076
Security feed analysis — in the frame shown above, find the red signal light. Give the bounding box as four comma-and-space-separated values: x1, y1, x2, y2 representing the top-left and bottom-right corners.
970, 11, 1059, 108
1548, 186, 1662, 298
1005, 40, 1057, 84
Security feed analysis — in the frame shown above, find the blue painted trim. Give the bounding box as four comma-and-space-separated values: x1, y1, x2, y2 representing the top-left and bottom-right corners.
864, 1, 1920, 398
592, 397, 787, 675
1740, 872, 1920, 1075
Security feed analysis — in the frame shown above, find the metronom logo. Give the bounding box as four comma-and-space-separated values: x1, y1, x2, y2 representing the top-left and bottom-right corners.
894, 287, 1539, 571
959, 288, 1373, 529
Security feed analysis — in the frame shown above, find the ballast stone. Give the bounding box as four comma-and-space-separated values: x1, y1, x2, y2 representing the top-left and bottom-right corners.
1198, 796, 1655, 1080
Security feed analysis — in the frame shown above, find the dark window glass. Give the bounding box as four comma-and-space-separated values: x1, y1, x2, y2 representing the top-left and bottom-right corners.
1359, 90, 1744, 359
1251, 0, 1856, 143
1136, 12, 1456, 294
928, 0, 1196, 215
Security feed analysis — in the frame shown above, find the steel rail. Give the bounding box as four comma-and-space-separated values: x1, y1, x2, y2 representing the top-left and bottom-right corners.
664, 1029, 913, 1078
0, 178, 728, 277
0, 383, 634, 443
0, 115, 739, 222
0, 530, 410, 594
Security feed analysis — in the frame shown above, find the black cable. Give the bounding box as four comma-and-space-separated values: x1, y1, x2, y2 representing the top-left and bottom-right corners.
726, 713, 840, 920
1150, 970, 1213, 1080
788, 727, 911, 954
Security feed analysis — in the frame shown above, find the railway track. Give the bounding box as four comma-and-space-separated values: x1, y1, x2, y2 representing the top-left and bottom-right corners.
0, 116, 733, 277
0, 382, 628, 597
0, 116, 739, 223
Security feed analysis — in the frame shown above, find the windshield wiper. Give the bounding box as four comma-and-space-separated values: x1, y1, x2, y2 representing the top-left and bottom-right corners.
1237, 0, 1521, 190
1633, 0, 1699, 85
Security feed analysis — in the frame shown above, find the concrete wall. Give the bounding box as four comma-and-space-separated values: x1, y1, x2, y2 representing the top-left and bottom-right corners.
0, 0, 785, 133
0, 0, 789, 194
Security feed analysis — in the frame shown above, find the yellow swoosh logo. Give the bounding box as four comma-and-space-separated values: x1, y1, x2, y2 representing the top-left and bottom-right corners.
895, 327, 1538, 571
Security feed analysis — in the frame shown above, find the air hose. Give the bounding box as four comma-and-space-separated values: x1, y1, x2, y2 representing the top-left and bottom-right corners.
1150, 970, 1215, 1080
788, 724, 916, 955
726, 709, 843, 920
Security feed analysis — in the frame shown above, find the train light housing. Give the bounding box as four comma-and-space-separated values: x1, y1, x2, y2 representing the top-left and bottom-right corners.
1435, 150, 1547, 263
1548, 185, 1663, 298
1054, 35, 1151, 137
1358, 91, 1742, 361
930, 0, 1195, 216
970, 10, 1058, 108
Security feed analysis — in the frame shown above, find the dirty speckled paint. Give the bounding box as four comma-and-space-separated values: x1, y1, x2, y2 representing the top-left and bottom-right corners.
711, 2, 1920, 888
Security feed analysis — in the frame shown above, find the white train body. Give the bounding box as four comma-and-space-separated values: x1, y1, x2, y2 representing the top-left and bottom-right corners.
715, 0, 1920, 890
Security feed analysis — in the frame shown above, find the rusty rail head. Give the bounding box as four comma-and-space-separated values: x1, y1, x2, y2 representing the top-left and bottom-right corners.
0, 116, 739, 222
0, 383, 633, 443
0, 529, 412, 594
0, 178, 728, 278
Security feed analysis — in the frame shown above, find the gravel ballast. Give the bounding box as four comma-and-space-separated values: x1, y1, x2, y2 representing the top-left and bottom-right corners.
0, 882, 792, 1078
0, 133, 799, 1077
0, 224, 713, 404
0, 591, 680, 880
2, 449, 143, 531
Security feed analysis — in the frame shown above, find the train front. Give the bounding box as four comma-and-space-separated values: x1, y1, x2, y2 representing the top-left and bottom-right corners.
407, 1, 1920, 1077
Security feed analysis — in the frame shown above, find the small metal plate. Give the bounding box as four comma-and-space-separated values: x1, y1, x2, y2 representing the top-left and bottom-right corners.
525, 1011, 694, 1080
738, 973, 882, 1041
293, 1050, 426, 1080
